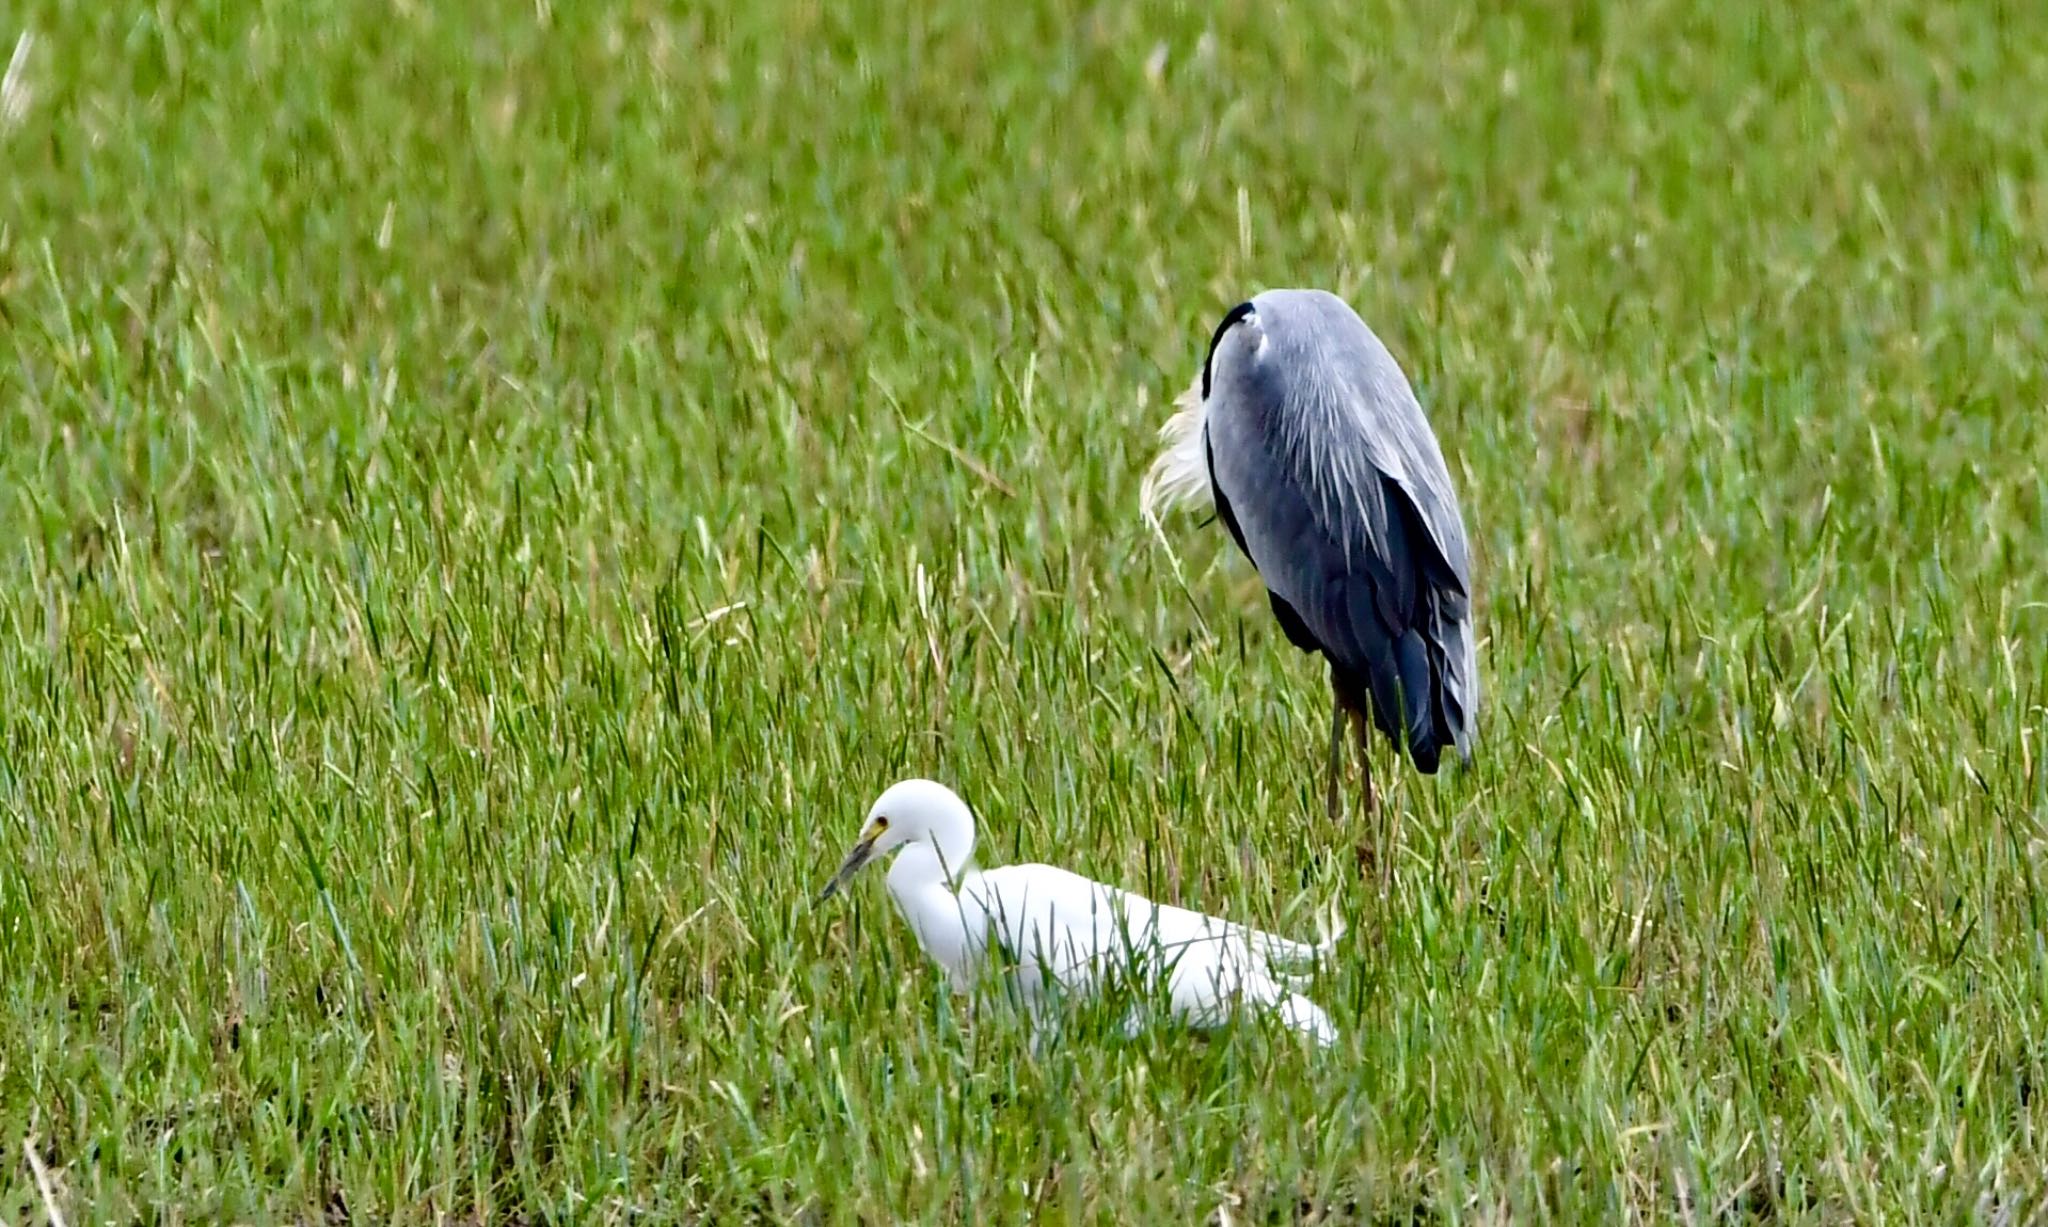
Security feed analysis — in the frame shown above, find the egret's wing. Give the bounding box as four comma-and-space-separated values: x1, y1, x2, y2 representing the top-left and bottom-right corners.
970, 868, 1242, 993
968, 864, 1134, 995
1203, 289, 1477, 767
972, 868, 1342, 1045
1140, 897, 1342, 1046
1145, 900, 1325, 968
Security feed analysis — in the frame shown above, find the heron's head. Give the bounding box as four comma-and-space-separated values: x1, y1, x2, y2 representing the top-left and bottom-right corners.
816, 778, 975, 901
1201, 299, 1265, 400
1207, 289, 1377, 404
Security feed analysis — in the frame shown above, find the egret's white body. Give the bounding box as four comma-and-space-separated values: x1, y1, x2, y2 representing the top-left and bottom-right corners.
821, 779, 1339, 1046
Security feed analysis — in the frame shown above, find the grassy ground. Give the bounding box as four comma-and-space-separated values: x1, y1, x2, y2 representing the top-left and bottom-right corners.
4, 0, 2048, 1220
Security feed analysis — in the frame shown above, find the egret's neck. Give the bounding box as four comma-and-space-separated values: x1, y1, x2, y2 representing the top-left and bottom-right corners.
897, 802, 977, 890
884, 820, 983, 987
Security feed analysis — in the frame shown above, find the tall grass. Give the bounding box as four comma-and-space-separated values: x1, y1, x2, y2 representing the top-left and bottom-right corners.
4, 0, 2047, 1219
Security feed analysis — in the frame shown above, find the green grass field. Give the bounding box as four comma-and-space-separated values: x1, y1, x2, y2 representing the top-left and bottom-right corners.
5, 0, 2048, 1220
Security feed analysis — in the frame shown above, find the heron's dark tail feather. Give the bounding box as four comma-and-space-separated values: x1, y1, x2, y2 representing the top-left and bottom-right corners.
1432, 607, 1478, 766
1333, 627, 1458, 774
1333, 649, 1442, 775
1392, 629, 1442, 772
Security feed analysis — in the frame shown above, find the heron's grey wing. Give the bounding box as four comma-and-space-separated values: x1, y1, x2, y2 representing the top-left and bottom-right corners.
1323, 320, 1481, 759
1204, 310, 1477, 765
1293, 292, 1472, 596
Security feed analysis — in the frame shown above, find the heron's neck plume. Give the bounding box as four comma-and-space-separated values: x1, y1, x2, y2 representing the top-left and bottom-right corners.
1141, 377, 1212, 524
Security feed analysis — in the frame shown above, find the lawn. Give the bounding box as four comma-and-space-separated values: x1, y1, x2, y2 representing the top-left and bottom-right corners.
4, 0, 2048, 1220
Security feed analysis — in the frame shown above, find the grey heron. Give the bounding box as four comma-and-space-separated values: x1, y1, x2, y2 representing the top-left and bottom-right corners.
1143, 288, 1477, 830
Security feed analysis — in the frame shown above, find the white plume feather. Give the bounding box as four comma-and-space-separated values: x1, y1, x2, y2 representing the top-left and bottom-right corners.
1139, 375, 1212, 527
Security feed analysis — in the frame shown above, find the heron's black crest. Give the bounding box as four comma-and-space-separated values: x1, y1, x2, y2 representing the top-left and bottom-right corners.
1201, 301, 1257, 399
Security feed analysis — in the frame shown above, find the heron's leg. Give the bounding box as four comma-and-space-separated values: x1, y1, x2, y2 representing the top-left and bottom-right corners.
1325, 688, 1346, 825
1359, 735, 1377, 819
1361, 745, 1390, 895
1358, 714, 1412, 900
1342, 700, 1384, 889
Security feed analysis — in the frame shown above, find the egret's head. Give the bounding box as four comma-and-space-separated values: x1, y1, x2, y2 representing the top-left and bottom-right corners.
816, 779, 974, 902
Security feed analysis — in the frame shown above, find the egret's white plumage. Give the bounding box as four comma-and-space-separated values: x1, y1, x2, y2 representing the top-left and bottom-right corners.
818, 779, 1340, 1046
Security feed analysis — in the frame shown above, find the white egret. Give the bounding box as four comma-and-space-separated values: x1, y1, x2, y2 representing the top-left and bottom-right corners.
818, 778, 1341, 1046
